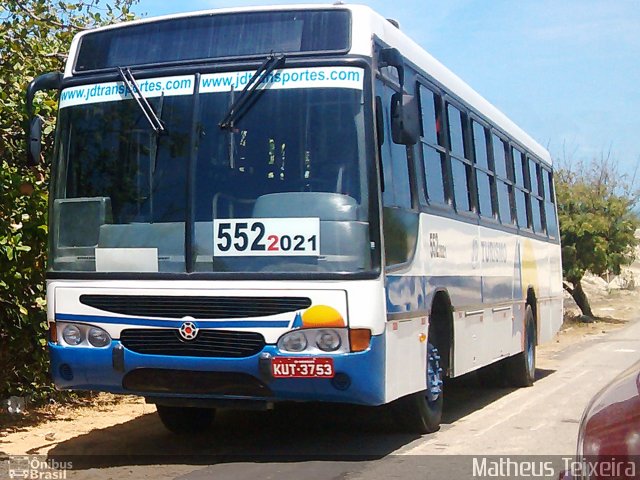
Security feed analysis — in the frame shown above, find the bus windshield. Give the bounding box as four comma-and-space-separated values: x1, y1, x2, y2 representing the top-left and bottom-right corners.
50, 67, 372, 275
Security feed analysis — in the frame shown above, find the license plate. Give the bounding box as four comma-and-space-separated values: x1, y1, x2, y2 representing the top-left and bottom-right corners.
271, 357, 334, 378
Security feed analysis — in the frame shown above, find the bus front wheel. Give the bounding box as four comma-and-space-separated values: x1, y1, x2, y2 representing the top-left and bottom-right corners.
393, 342, 443, 434
156, 405, 216, 434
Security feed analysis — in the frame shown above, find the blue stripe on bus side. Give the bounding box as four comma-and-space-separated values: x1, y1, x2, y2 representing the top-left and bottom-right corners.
385, 275, 521, 314
482, 276, 516, 303
55, 313, 291, 328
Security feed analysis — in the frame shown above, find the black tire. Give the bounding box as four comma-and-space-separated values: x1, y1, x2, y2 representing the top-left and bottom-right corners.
156, 405, 216, 434
392, 343, 443, 434
505, 304, 536, 387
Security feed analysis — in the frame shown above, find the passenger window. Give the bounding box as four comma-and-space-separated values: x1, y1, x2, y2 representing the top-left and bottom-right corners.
512, 147, 525, 186
497, 180, 512, 224
473, 121, 488, 170
546, 202, 558, 237
543, 168, 558, 237
528, 158, 539, 196
492, 135, 507, 178
451, 158, 470, 212
419, 84, 447, 206
447, 104, 465, 158
477, 171, 493, 218
423, 146, 446, 204
531, 197, 543, 233
515, 189, 528, 227
420, 87, 440, 146
543, 169, 554, 202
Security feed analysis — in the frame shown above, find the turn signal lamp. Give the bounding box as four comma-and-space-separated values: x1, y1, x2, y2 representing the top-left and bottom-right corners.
49, 322, 58, 344
349, 329, 371, 352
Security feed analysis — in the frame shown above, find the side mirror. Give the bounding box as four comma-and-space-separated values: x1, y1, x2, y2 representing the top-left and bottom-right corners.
25, 71, 62, 165
28, 116, 43, 166
391, 92, 420, 145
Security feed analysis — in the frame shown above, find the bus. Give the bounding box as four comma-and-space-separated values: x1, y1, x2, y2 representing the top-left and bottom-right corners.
26, 4, 563, 434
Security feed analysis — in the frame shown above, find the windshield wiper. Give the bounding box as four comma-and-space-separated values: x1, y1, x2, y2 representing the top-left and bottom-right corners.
219, 53, 286, 130
117, 67, 166, 135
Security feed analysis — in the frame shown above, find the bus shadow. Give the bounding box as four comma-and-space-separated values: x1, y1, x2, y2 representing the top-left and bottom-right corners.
47, 402, 416, 469
46, 369, 556, 470
442, 367, 556, 424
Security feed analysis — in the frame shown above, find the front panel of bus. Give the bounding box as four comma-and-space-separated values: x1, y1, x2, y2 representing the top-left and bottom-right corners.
46, 9, 390, 406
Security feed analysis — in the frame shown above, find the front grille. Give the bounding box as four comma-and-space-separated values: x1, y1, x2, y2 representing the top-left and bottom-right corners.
120, 328, 265, 358
122, 368, 271, 396
80, 294, 311, 319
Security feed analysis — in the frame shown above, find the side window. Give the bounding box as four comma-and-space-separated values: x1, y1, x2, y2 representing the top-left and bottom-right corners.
497, 181, 512, 225
419, 85, 447, 206
529, 158, 540, 196
451, 158, 470, 212
514, 188, 528, 228
511, 147, 530, 229
531, 196, 543, 233
420, 86, 439, 146
543, 168, 554, 201
512, 147, 525, 186
472, 120, 495, 219
447, 104, 465, 158
543, 168, 558, 238
528, 157, 544, 234
447, 103, 473, 213
492, 134, 513, 224
473, 121, 489, 170
493, 135, 508, 178
378, 83, 411, 209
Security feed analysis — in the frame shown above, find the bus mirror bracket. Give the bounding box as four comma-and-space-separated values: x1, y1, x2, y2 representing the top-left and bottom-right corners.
391, 92, 419, 145
25, 71, 62, 165
378, 47, 405, 87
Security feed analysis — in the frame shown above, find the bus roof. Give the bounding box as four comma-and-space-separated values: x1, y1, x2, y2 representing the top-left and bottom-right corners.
65, 3, 551, 165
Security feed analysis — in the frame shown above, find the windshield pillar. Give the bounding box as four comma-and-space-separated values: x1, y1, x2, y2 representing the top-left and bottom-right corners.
185, 73, 201, 273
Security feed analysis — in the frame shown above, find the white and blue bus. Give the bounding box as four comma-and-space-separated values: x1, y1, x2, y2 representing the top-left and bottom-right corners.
27, 4, 563, 433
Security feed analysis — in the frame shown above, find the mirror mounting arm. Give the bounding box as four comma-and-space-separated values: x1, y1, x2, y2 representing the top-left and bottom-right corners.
378, 47, 405, 87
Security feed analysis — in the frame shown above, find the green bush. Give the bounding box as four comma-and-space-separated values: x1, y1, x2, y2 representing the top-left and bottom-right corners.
0, 162, 51, 403
0, 1, 136, 404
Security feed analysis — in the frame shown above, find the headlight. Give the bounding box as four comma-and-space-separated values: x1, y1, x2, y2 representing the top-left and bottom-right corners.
277, 328, 350, 354
59, 323, 112, 347
316, 329, 341, 352
87, 327, 111, 347
280, 331, 308, 352
62, 325, 82, 345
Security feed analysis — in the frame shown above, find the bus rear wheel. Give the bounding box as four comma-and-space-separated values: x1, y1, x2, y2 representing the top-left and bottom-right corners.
505, 304, 536, 387
156, 405, 216, 434
393, 343, 443, 434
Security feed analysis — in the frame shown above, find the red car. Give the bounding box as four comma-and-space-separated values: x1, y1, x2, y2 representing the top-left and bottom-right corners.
562, 360, 640, 479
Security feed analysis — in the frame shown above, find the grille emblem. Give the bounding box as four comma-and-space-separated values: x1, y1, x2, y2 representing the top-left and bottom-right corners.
179, 321, 198, 341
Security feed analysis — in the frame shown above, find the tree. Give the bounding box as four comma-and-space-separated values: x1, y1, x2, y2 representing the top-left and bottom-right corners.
556, 157, 640, 318
0, 1, 136, 403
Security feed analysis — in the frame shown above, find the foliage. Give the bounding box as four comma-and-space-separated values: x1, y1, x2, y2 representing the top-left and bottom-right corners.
556, 157, 640, 317
0, 1, 136, 404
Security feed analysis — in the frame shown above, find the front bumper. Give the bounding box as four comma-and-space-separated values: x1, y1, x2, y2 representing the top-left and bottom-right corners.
49, 334, 385, 406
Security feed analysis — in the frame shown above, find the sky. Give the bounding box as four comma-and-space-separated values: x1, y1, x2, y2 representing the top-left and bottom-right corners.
132, 0, 640, 176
